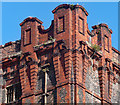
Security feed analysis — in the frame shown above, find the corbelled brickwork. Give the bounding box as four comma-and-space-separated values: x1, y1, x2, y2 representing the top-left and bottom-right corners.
0, 4, 120, 104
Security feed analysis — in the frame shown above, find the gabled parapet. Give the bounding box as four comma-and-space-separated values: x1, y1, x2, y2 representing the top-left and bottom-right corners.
20, 17, 43, 26
89, 23, 113, 57
92, 23, 112, 34
20, 17, 43, 53
52, 4, 88, 16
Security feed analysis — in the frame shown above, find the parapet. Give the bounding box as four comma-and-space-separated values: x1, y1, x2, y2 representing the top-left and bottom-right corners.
92, 23, 112, 34
20, 17, 43, 26
52, 4, 88, 16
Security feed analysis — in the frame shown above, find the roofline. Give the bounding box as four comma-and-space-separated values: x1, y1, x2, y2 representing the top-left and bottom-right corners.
0, 40, 21, 49
92, 23, 112, 34
52, 4, 88, 16
112, 47, 120, 55
20, 17, 43, 26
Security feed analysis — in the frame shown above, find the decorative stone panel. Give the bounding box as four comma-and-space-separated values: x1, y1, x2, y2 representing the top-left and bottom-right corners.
47, 91, 54, 103
59, 88, 67, 103
36, 94, 44, 103
2, 89, 5, 103
111, 82, 119, 103
25, 99, 31, 104
78, 87, 83, 103
85, 66, 100, 96
85, 92, 101, 103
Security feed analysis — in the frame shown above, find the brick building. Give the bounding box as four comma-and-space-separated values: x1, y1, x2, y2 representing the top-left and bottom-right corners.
0, 4, 120, 104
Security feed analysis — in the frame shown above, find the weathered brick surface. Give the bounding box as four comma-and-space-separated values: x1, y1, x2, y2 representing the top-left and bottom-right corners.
112, 48, 120, 64
85, 92, 101, 103
111, 82, 119, 103
0, 40, 21, 59
85, 65, 100, 97
78, 86, 83, 103
0, 4, 120, 104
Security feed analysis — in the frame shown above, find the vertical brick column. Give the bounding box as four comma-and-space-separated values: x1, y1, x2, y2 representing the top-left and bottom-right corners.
20, 17, 43, 103
82, 54, 88, 86
53, 54, 60, 83
108, 62, 114, 100
64, 51, 72, 80
71, 4, 88, 103
77, 53, 83, 84
108, 71, 114, 100
52, 4, 73, 103
19, 59, 28, 99
98, 60, 107, 104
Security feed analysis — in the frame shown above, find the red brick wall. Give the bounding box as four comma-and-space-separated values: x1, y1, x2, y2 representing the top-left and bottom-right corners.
1, 4, 120, 104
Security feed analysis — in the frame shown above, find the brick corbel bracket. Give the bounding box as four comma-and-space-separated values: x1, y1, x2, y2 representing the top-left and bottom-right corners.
20, 51, 31, 61
19, 51, 32, 69
79, 41, 102, 60
88, 46, 102, 60
105, 58, 112, 62
79, 41, 86, 52
105, 58, 113, 72
113, 62, 120, 74
56, 40, 68, 52
78, 41, 89, 60
52, 39, 68, 57
92, 23, 113, 34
